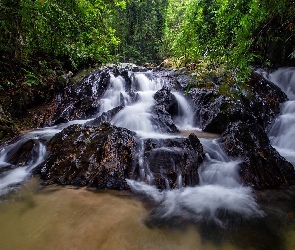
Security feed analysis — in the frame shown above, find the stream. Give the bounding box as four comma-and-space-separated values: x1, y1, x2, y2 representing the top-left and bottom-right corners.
0, 68, 295, 249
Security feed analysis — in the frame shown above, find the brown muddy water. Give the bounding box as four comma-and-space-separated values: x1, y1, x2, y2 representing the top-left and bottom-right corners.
0, 178, 295, 250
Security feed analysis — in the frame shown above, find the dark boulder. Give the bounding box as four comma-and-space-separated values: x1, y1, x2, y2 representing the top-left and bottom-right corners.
5, 139, 36, 167
188, 88, 246, 133
175, 73, 194, 90
151, 86, 179, 133
0, 138, 43, 174
245, 71, 288, 129
221, 121, 295, 189
85, 106, 124, 126
35, 122, 204, 190
141, 133, 204, 189
36, 123, 137, 190
188, 72, 288, 134
31, 69, 111, 127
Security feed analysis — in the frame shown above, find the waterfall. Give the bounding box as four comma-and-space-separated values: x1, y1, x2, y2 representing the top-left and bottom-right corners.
0, 69, 264, 225
267, 68, 295, 166
100, 75, 130, 113
172, 92, 194, 129
111, 73, 168, 135
127, 138, 263, 226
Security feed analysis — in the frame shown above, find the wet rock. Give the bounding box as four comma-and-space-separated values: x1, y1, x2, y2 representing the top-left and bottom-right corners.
221, 121, 295, 189
151, 86, 179, 133
6, 139, 36, 167
36, 123, 137, 190
35, 122, 204, 190
175, 73, 194, 90
85, 106, 124, 126
141, 133, 204, 189
246, 72, 288, 129
188, 72, 288, 134
188, 88, 234, 133
0, 139, 41, 174
31, 69, 111, 127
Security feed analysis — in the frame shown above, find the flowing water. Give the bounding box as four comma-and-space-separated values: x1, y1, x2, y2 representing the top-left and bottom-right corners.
0, 69, 295, 249
267, 67, 295, 165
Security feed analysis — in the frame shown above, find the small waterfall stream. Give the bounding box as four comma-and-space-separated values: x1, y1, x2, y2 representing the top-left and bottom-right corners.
267, 67, 295, 166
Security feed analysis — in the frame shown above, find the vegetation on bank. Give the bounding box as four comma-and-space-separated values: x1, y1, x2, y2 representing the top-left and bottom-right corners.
0, 0, 294, 141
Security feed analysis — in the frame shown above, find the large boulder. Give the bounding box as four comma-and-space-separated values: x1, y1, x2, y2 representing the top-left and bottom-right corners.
141, 133, 204, 189
35, 121, 204, 190
188, 89, 231, 133
36, 123, 137, 190
244, 72, 288, 129
221, 121, 295, 189
188, 72, 288, 134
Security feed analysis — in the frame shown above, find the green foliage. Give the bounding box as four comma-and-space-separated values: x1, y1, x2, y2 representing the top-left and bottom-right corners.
1, 0, 294, 86
111, 0, 169, 64
163, 0, 295, 81
0, 0, 126, 71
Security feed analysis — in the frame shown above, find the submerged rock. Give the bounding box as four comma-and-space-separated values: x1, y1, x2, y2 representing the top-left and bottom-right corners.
141, 133, 204, 189
85, 106, 124, 126
221, 121, 295, 189
36, 123, 137, 190
6, 139, 37, 167
0, 139, 37, 174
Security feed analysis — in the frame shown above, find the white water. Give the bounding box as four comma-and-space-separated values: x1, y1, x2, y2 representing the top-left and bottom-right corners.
100, 75, 130, 113
112, 73, 163, 133
267, 68, 295, 166
172, 92, 194, 129
127, 138, 264, 226
118, 73, 264, 224
0, 140, 46, 196
0, 70, 264, 225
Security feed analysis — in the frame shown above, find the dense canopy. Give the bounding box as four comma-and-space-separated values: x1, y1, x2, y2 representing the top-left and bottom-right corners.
0, 0, 294, 86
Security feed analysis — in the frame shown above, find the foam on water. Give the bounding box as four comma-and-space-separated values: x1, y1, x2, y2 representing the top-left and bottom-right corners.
127, 138, 264, 225
127, 180, 263, 226
100, 75, 130, 113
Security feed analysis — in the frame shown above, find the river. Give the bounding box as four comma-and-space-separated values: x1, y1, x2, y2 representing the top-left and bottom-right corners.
0, 177, 294, 250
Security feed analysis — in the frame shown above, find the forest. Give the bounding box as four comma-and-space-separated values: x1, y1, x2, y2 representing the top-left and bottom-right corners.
1, 0, 295, 83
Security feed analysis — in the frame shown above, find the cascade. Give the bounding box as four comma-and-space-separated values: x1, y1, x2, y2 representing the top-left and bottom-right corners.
111, 73, 164, 134
172, 91, 194, 129
0, 69, 264, 225
99, 75, 130, 113
127, 138, 263, 226
267, 68, 295, 166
